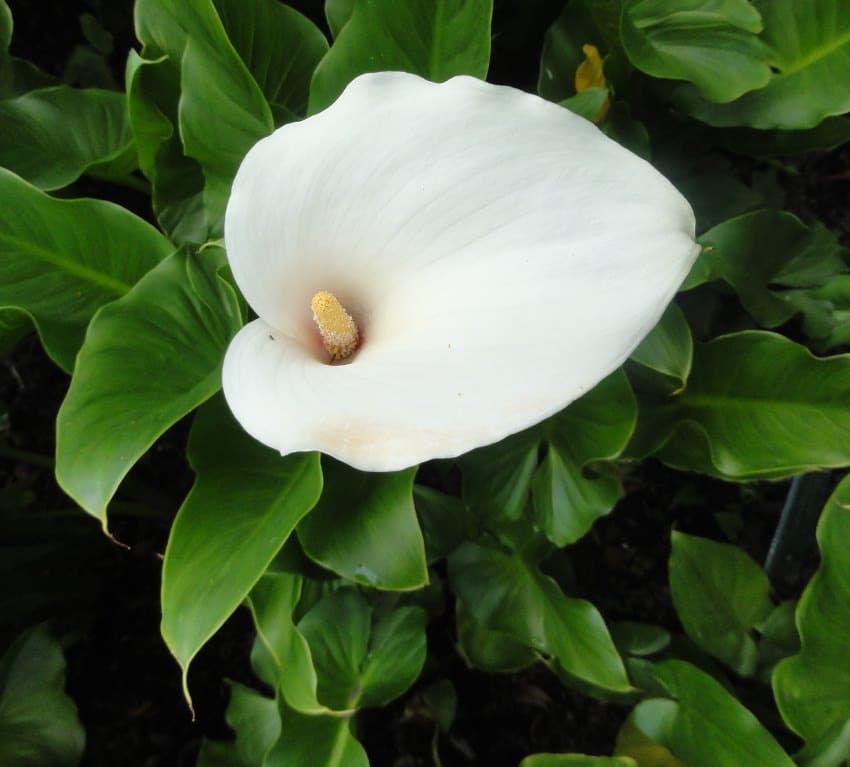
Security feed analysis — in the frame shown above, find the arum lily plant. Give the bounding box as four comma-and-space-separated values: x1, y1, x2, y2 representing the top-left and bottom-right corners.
222, 72, 699, 470
9, 2, 850, 763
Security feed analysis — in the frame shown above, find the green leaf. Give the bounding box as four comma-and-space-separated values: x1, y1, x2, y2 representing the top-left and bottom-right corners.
196, 681, 280, 767
785, 276, 850, 353
611, 622, 671, 658
460, 427, 539, 523
671, 158, 764, 234
521, 756, 636, 767
421, 679, 457, 733
212, 0, 328, 122
675, 0, 850, 128
615, 707, 685, 767
265, 699, 368, 767
669, 532, 772, 675
0, 86, 134, 190
0, 1, 9, 54
297, 460, 427, 591
55, 247, 241, 524
414, 485, 477, 563
538, 0, 607, 102
0, 168, 170, 371
0, 307, 29, 355
756, 600, 799, 681
773, 474, 850, 746
448, 541, 630, 692
560, 88, 609, 122
642, 660, 797, 766
456, 600, 538, 673
636, 331, 850, 480
532, 371, 636, 546
0, 626, 85, 767
309, 0, 493, 113
463, 371, 635, 543
125, 52, 208, 244
195, 741, 237, 767
602, 100, 651, 159
179, 36, 272, 232
710, 117, 850, 158
630, 303, 693, 388
686, 210, 848, 327
325, 0, 355, 38
621, 0, 771, 102
248, 571, 326, 714
134, 0, 273, 233
297, 588, 426, 710
225, 682, 280, 765
160, 396, 322, 700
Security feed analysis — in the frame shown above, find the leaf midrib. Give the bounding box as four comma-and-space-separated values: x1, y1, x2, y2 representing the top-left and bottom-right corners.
683, 391, 850, 414
0, 230, 131, 295
776, 25, 850, 78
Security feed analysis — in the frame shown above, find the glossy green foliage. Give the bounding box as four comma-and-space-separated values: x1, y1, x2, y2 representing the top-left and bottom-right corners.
630, 303, 693, 389
325, 0, 355, 38
636, 332, 850, 480
128, 0, 326, 240
773, 475, 850, 747
414, 485, 477, 563
212, 0, 327, 123
249, 572, 426, 718
0, 307, 28, 355
676, 0, 850, 128
521, 756, 636, 767
161, 397, 322, 695
249, 571, 327, 713
455, 601, 538, 673
55, 248, 241, 524
532, 373, 636, 545
197, 683, 370, 767
463, 371, 636, 546
125, 52, 208, 244
134, 0, 273, 231
621, 661, 796, 766
309, 0, 493, 112
669, 532, 772, 675
298, 461, 428, 590
785, 276, 850, 352
195, 682, 280, 767
0, 626, 85, 767
621, 0, 771, 102
688, 210, 848, 329
297, 588, 427, 709
0, 169, 170, 371
0, 86, 134, 190
449, 541, 630, 692
4, 2, 850, 764
267, 700, 368, 767
538, 0, 607, 103
561, 87, 609, 122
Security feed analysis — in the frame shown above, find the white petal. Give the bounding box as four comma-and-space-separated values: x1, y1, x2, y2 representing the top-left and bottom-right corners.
223, 72, 699, 471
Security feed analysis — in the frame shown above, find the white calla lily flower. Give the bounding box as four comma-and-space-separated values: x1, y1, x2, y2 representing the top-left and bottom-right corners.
222, 72, 699, 472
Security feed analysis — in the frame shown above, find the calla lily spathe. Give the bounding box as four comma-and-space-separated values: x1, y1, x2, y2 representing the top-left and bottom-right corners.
222, 72, 699, 471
